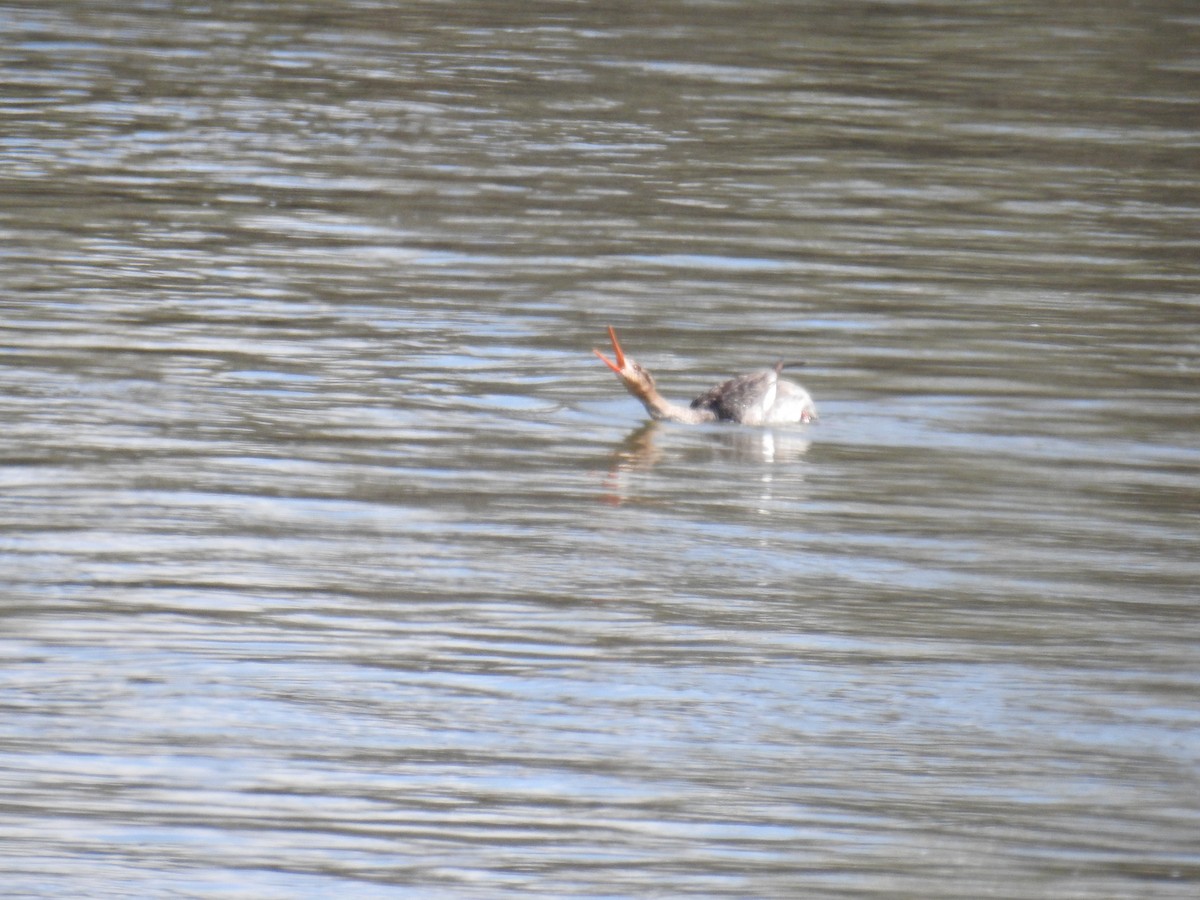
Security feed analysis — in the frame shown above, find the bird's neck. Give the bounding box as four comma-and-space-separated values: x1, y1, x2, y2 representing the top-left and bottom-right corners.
632, 384, 715, 424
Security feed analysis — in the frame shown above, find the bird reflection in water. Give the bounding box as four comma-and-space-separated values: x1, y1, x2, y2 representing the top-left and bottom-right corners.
600, 420, 811, 506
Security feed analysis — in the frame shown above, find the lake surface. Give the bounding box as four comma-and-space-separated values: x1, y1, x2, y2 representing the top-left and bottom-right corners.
2, 1, 1198, 897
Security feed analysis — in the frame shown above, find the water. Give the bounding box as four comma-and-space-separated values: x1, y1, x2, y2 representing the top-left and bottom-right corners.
2, 1, 1198, 897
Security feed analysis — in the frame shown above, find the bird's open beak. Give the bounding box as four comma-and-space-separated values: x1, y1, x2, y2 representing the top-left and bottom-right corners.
593, 325, 626, 374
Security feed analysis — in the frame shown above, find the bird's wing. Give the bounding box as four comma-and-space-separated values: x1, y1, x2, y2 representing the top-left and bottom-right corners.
691, 369, 777, 423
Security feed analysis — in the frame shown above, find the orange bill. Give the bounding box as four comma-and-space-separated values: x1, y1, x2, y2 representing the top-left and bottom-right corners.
593, 325, 626, 373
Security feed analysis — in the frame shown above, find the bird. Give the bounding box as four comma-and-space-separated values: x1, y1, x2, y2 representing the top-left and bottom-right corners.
593, 326, 816, 425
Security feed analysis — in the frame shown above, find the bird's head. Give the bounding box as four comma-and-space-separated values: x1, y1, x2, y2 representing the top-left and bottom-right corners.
594, 325, 658, 399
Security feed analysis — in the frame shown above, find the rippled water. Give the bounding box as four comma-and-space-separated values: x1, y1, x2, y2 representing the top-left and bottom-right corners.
2, 1, 1199, 897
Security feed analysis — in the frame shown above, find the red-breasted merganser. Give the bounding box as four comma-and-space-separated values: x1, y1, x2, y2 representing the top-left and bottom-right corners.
594, 326, 816, 425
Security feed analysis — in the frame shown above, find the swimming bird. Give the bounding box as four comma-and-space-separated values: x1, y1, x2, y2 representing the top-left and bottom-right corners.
593, 326, 816, 425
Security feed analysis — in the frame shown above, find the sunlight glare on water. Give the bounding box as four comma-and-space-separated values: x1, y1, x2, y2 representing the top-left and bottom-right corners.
1, 1, 1199, 897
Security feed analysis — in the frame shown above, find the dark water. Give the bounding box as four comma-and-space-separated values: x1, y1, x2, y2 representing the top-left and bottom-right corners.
2, 1, 1199, 897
